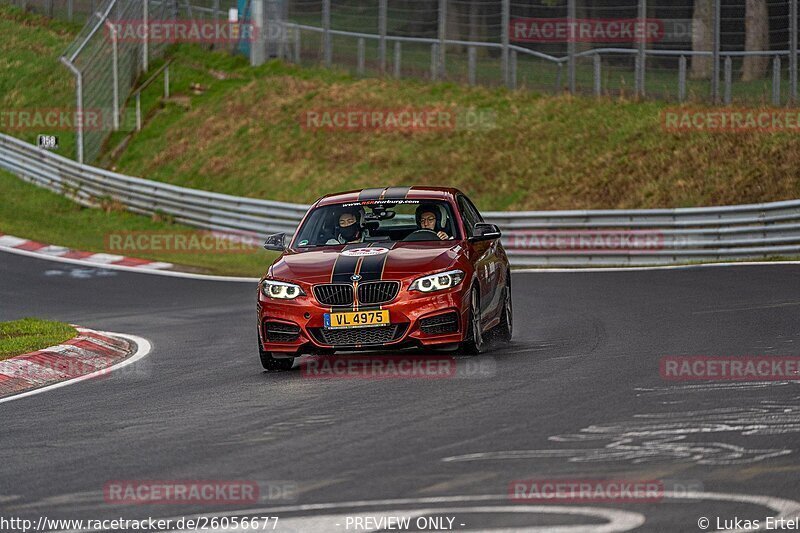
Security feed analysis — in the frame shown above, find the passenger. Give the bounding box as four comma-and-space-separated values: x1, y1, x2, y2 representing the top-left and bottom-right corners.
327, 208, 365, 244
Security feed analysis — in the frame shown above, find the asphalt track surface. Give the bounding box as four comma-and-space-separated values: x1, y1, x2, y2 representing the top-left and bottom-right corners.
2, 249, 800, 532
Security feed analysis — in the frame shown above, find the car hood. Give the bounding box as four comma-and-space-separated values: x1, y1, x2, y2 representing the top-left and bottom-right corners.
268, 241, 464, 285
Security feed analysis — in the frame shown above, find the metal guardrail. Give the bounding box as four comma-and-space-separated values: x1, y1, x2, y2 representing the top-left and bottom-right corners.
2, 132, 800, 266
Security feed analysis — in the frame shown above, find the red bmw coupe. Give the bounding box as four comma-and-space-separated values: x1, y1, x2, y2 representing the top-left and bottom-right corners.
257, 186, 512, 371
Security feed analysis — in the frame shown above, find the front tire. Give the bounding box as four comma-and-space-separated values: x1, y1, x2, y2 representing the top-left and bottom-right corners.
461, 287, 485, 355
258, 337, 294, 372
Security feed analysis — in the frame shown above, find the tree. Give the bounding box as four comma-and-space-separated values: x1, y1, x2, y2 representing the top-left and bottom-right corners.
691, 0, 712, 79
741, 0, 769, 81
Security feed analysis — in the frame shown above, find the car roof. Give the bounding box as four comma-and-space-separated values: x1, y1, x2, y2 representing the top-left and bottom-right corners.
316, 186, 463, 207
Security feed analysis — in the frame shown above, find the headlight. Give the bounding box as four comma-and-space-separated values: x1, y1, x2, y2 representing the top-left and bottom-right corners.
261, 279, 305, 299
409, 269, 465, 293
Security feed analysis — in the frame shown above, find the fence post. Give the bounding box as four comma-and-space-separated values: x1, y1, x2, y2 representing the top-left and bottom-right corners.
555, 62, 563, 93
164, 64, 170, 99
213, 0, 219, 27
105, 20, 120, 131
136, 93, 141, 131
637, 0, 646, 97
773, 55, 782, 105
60, 58, 83, 163
378, 0, 387, 73
431, 43, 439, 81
67, 0, 73, 22
723, 55, 732, 104
711, 0, 721, 103
502, 0, 510, 88
567, 0, 576, 94
250, 0, 266, 66
357, 37, 365, 75
45, 0, 53, 17
322, 0, 331, 68
509, 50, 517, 90
142, 0, 149, 72
438, 0, 446, 79
678, 55, 687, 102
791, 0, 798, 102
468, 46, 477, 86
593, 53, 601, 96
294, 27, 301, 63
393, 40, 401, 78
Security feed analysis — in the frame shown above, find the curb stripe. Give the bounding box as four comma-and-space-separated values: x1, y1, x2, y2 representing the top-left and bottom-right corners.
0, 233, 173, 271
0, 327, 137, 401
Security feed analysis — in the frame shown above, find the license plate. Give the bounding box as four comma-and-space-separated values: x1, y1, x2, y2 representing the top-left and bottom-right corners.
324, 310, 390, 329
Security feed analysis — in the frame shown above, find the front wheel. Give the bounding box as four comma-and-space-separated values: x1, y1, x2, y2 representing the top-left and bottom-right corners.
259, 337, 294, 372
461, 287, 485, 355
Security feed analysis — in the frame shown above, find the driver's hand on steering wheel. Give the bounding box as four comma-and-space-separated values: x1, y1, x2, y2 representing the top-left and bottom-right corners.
437, 231, 450, 240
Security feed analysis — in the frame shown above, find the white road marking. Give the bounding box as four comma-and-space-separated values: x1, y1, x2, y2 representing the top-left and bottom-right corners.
442, 401, 800, 466
0, 333, 152, 405
172, 506, 645, 533
56, 492, 800, 533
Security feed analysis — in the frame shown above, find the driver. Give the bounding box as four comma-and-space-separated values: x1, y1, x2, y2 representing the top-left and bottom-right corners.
326, 208, 365, 244
415, 204, 451, 240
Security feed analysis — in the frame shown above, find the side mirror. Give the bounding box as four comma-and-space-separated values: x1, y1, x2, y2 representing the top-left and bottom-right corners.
263, 232, 287, 251
470, 223, 501, 242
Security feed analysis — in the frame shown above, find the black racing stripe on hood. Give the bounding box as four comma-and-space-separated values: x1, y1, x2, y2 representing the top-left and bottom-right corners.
357, 242, 397, 281
330, 243, 364, 283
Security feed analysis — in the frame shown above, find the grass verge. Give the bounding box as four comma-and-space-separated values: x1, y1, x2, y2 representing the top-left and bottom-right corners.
0, 318, 77, 361
0, 4, 80, 156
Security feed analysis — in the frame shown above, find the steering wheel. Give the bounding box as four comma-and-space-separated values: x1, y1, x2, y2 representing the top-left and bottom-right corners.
403, 229, 440, 242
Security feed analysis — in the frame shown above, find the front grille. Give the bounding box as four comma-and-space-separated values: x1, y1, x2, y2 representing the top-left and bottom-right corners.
420, 312, 459, 335
309, 324, 408, 346
263, 321, 301, 343
357, 281, 400, 305
314, 284, 354, 306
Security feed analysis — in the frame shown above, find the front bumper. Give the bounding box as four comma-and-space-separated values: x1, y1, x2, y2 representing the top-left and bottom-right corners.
257, 285, 470, 355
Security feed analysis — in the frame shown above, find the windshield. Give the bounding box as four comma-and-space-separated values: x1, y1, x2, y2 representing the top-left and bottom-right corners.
293, 200, 461, 247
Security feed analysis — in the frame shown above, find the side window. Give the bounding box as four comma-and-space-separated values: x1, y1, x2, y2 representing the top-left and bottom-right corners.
458, 196, 479, 237
463, 196, 484, 223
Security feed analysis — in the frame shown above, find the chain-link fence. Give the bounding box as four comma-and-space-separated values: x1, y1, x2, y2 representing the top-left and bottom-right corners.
4, 0, 799, 163
274, 0, 798, 103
